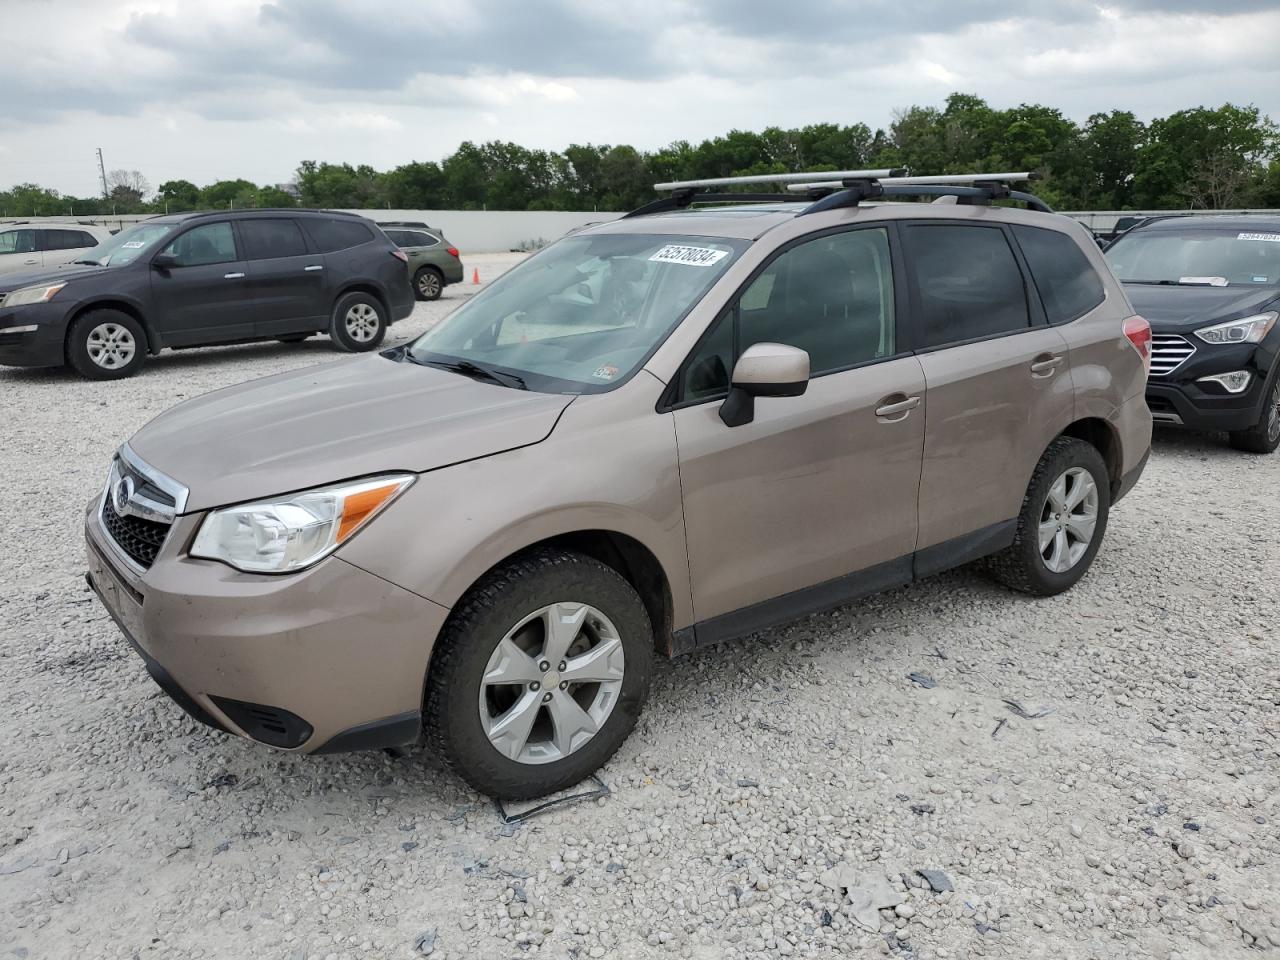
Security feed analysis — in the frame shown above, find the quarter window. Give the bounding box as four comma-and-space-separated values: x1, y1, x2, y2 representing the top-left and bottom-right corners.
238, 218, 308, 260
1013, 225, 1105, 325
162, 222, 238, 266
901, 224, 1031, 348
678, 227, 897, 402
303, 218, 374, 253
43, 229, 97, 251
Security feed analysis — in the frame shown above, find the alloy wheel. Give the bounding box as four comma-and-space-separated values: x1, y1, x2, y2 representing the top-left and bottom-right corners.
1268, 383, 1280, 444
1039, 466, 1098, 574
343, 303, 380, 342
418, 272, 441, 298
478, 602, 625, 765
86, 322, 136, 369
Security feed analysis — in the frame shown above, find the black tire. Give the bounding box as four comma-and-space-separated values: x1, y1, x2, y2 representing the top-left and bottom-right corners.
1227, 373, 1280, 454
425, 548, 653, 800
984, 437, 1111, 597
413, 267, 444, 301
65, 309, 147, 380
328, 291, 387, 352
275, 333, 310, 343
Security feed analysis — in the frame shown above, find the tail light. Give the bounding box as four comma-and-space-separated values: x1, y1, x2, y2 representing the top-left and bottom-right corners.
390, 249, 408, 264
1123, 314, 1152, 373
446, 247, 460, 259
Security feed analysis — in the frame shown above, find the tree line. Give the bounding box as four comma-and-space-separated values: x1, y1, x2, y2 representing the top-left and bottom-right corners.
3, 95, 1277, 218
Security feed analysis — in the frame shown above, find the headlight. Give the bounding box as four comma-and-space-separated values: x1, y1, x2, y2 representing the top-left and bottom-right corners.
1194, 312, 1277, 345
4, 283, 67, 307
190, 474, 414, 573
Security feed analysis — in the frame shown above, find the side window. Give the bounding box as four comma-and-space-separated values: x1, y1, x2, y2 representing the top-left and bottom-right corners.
677, 227, 897, 402
384, 230, 409, 247
238, 218, 308, 260
412, 231, 440, 247
44, 229, 94, 251
901, 224, 1030, 348
162, 222, 238, 267
303, 218, 374, 253
1012, 225, 1105, 325
0, 229, 37, 255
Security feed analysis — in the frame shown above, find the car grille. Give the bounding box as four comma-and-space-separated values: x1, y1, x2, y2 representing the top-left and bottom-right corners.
101, 496, 170, 569
1149, 334, 1196, 377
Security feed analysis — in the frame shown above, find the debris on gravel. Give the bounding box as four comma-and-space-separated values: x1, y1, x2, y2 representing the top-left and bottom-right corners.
1, 250, 1278, 958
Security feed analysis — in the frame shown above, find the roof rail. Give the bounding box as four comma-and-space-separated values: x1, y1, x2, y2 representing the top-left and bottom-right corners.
786, 171, 1040, 191
653, 169, 906, 191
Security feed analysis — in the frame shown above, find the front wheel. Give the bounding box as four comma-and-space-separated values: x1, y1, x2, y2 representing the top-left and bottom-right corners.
425, 549, 653, 799
66, 309, 147, 380
1228, 374, 1280, 454
329, 292, 387, 352
984, 437, 1110, 596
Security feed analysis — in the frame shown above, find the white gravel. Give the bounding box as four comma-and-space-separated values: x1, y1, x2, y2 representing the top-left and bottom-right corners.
1, 249, 1277, 959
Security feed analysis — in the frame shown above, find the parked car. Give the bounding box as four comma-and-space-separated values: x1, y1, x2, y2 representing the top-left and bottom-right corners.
0, 221, 112, 276
0, 209, 414, 379
85, 171, 1151, 798
1105, 215, 1280, 453
378, 221, 464, 301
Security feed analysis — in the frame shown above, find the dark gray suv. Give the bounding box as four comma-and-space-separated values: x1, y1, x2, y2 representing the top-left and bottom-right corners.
0, 209, 415, 379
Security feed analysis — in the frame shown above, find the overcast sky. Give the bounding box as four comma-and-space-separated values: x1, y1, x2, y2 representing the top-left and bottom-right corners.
4, 0, 1279, 196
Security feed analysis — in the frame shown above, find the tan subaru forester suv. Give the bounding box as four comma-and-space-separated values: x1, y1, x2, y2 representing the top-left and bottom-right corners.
85, 171, 1153, 799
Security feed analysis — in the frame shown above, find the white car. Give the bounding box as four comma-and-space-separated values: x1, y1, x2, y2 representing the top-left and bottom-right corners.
0, 222, 114, 277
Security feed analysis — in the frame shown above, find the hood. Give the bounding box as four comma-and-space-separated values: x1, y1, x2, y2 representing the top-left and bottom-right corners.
1122, 282, 1279, 332
0, 263, 110, 294
128, 353, 574, 512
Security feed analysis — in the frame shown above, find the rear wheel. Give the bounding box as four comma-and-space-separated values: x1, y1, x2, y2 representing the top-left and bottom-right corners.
425, 549, 653, 799
414, 267, 444, 301
66, 309, 147, 380
1228, 374, 1280, 454
985, 437, 1110, 596
328, 292, 387, 352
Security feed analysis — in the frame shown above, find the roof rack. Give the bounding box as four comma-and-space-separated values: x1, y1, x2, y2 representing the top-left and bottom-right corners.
627, 169, 1054, 218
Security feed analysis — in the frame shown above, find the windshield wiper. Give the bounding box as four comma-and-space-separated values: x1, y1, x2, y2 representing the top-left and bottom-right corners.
419, 357, 527, 390
71, 259, 102, 266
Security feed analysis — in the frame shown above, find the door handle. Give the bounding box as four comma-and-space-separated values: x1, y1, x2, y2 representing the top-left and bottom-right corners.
24, 258, 38, 264
1030, 354, 1064, 376
875, 395, 921, 422
224, 272, 245, 279
304, 264, 323, 272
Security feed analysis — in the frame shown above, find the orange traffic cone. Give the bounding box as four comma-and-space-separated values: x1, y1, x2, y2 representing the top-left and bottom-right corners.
471, 268, 481, 285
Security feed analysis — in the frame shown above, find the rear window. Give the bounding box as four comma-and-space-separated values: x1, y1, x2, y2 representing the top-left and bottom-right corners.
239, 218, 308, 260
43, 229, 98, 251
1013, 225, 1106, 324
302, 217, 374, 253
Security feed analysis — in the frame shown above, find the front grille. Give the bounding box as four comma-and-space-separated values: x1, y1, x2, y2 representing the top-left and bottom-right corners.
101, 496, 170, 569
1150, 333, 1196, 377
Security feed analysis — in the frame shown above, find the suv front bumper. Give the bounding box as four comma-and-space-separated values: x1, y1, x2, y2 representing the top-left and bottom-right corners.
84, 495, 449, 754
0, 302, 69, 368
1147, 374, 1271, 432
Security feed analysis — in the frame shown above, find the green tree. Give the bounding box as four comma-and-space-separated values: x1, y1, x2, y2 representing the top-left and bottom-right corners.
1080, 111, 1146, 208
155, 179, 201, 211
1135, 104, 1279, 208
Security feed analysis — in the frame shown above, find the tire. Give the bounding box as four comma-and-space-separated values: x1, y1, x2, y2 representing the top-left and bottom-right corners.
328, 292, 387, 352
425, 548, 653, 800
1227, 373, 1280, 454
66, 309, 147, 380
984, 437, 1111, 597
275, 333, 310, 343
413, 267, 444, 301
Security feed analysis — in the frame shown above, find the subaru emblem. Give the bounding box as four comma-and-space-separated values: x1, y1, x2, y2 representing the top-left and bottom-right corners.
113, 474, 135, 516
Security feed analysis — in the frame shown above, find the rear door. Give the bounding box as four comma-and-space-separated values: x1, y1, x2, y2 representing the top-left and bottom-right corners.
0, 229, 42, 275
900, 221, 1073, 557
149, 220, 254, 346
41, 228, 101, 268
671, 225, 926, 625
237, 217, 328, 336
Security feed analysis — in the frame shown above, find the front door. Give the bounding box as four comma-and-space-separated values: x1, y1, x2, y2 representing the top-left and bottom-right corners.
899, 221, 1074, 552
671, 225, 926, 628
149, 221, 254, 346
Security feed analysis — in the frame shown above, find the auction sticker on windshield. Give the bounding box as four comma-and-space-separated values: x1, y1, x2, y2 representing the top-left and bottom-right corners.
649, 244, 729, 267
1238, 233, 1280, 242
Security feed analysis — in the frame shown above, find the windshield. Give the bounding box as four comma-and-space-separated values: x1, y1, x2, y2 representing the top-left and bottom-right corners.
77, 222, 176, 267
1106, 227, 1280, 286
404, 232, 745, 392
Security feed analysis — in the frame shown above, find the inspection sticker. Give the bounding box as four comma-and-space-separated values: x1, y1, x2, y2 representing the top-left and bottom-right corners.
121, 240, 145, 249
649, 244, 729, 267
592, 364, 620, 380
1238, 232, 1280, 242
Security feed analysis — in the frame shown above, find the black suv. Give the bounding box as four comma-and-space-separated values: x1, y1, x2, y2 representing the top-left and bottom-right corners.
0, 209, 414, 379
1105, 215, 1280, 453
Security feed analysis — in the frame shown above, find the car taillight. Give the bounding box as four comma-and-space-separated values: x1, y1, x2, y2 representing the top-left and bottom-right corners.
391, 249, 408, 263
1123, 314, 1152, 373
446, 247, 459, 258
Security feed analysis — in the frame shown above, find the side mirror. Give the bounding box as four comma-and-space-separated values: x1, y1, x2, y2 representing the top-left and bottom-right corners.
719, 342, 810, 427
152, 253, 179, 270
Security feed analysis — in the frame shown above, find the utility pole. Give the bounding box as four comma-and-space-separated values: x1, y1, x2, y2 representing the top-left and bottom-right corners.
96, 148, 109, 198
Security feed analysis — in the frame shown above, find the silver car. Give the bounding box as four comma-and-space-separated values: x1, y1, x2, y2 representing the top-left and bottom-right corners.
0, 222, 113, 276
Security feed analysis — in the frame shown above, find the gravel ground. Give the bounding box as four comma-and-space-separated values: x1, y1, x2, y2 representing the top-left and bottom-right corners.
1, 251, 1277, 959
